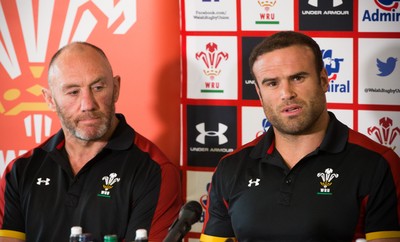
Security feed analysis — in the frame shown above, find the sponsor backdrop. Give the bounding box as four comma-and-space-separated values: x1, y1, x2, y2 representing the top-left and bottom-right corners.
180, 0, 400, 240
1, 0, 400, 240
0, 0, 181, 175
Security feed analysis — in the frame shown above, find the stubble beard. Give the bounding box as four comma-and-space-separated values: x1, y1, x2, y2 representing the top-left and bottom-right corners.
56, 103, 115, 142
263, 97, 326, 136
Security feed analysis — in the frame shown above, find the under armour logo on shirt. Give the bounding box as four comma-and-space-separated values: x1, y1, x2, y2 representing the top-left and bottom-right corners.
37, 178, 50, 185
248, 178, 260, 187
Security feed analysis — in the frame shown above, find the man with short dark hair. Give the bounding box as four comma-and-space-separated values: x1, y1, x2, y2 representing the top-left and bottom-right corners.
200, 31, 400, 241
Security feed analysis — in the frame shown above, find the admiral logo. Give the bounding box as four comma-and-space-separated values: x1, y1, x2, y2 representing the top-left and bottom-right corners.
322, 49, 350, 93
362, 0, 400, 22
256, 0, 279, 25
367, 117, 399, 150
195, 42, 229, 93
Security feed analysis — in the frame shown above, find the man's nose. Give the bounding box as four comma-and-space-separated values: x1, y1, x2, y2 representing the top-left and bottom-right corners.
280, 81, 296, 100
80, 90, 97, 111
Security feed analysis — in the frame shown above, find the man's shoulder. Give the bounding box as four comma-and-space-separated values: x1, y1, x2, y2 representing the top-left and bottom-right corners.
348, 128, 396, 156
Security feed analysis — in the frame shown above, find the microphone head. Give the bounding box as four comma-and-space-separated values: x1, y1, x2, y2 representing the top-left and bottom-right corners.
179, 201, 202, 225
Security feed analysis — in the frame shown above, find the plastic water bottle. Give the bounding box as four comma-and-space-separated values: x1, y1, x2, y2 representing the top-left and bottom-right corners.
134, 229, 148, 242
70, 226, 82, 242
78, 233, 93, 242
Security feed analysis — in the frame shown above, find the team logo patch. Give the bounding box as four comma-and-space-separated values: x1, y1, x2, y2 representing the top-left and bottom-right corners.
317, 168, 339, 195
97, 173, 120, 198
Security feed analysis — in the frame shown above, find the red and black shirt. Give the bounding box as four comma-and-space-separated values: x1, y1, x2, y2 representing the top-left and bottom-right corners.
201, 112, 400, 241
0, 114, 182, 242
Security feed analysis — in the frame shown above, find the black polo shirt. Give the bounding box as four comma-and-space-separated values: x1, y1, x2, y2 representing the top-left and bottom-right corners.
0, 114, 182, 242
201, 112, 400, 241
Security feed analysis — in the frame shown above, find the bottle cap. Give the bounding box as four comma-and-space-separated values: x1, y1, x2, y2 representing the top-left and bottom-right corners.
135, 229, 147, 239
104, 234, 118, 242
70, 226, 82, 235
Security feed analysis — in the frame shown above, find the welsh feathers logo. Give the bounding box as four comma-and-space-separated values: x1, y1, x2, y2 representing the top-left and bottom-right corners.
195, 42, 228, 93
98, 173, 121, 198
367, 117, 400, 151
317, 168, 339, 195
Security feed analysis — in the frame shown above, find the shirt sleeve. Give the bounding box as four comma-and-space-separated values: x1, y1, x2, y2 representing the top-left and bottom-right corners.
148, 162, 182, 241
0, 159, 27, 240
129, 132, 183, 241
201, 161, 236, 240
364, 149, 400, 240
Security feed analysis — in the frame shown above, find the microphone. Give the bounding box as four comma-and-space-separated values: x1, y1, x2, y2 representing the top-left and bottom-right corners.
163, 201, 202, 242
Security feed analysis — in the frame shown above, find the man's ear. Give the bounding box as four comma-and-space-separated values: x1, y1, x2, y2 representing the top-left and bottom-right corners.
42, 88, 56, 112
320, 68, 329, 93
113, 75, 121, 103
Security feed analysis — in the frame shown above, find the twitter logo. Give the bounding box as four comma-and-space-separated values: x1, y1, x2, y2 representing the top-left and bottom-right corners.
376, 57, 397, 77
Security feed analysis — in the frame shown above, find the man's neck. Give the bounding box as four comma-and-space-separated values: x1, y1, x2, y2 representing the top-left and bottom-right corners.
64, 116, 119, 175
274, 112, 330, 169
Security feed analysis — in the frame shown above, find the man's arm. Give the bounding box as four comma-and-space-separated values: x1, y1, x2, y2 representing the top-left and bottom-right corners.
148, 163, 182, 240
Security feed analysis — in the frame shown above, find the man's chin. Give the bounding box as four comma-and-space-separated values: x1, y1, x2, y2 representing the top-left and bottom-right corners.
74, 130, 106, 141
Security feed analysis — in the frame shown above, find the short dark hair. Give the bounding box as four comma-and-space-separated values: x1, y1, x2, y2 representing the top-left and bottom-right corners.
249, 31, 324, 81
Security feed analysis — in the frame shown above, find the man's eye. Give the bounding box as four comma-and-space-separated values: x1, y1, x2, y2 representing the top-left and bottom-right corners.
293, 76, 304, 82
93, 85, 104, 91
265, 81, 277, 87
67, 90, 79, 95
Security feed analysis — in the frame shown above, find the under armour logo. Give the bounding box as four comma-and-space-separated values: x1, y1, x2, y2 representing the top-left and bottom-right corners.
308, 0, 343, 7
196, 123, 228, 145
37, 178, 50, 185
248, 178, 260, 187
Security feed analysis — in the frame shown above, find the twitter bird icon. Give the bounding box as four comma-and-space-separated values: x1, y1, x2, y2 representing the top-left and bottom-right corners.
376, 57, 397, 77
